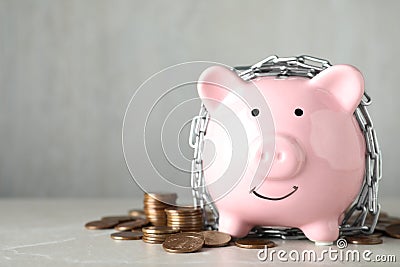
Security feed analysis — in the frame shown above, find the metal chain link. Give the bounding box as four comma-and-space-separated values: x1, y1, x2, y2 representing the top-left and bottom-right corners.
189, 104, 219, 229
189, 55, 382, 237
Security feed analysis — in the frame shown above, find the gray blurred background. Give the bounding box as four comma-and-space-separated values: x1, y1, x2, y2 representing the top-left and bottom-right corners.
0, 0, 399, 198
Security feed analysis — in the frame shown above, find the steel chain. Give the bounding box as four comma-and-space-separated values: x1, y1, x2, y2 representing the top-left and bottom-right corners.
189, 55, 382, 237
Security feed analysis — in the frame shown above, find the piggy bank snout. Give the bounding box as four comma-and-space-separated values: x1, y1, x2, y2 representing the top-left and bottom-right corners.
267, 135, 305, 180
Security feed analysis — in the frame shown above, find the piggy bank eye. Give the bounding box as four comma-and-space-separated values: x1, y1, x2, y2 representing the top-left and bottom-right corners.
251, 108, 260, 117
294, 108, 304, 117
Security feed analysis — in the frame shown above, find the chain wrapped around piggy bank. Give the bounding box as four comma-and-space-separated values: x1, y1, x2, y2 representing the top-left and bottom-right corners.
190, 55, 382, 245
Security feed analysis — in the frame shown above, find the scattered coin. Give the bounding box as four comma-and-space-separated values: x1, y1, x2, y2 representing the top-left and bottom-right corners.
368, 232, 383, 238
378, 214, 400, 224
85, 194, 400, 254
110, 231, 143, 240
128, 209, 146, 218
235, 238, 277, 249
85, 219, 120, 230
385, 224, 400, 238
379, 211, 389, 219
114, 219, 149, 231
101, 216, 135, 223
201, 231, 231, 247
346, 235, 383, 245
374, 222, 391, 232
163, 232, 205, 253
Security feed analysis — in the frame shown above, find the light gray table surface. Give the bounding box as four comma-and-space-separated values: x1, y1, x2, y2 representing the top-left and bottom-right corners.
0, 198, 399, 267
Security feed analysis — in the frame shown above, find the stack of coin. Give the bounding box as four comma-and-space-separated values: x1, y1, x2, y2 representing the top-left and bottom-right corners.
144, 193, 177, 226
165, 207, 203, 232
142, 226, 180, 244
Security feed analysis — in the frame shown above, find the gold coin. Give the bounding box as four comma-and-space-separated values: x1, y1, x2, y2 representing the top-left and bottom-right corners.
167, 217, 202, 221
385, 224, 400, 238
146, 218, 167, 221
144, 208, 168, 213
379, 211, 389, 219
144, 193, 177, 203
375, 221, 393, 233
378, 216, 400, 224
168, 225, 202, 229
101, 216, 136, 223
166, 212, 202, 216
167, 220, 202, 223
167, 220, 203, 225
167, 217, 199, 220
168, 221, 202, 225
167, 219, 201, 222
146, 219, 166, 222
145, 215, 167, 219
346, 235, 383, 245
164, 207, 202, 214
174, 226, 202, 229
201, 231, 231, 247
144, 204, 173, 209
175, 229, 202, 233
162, 232, 204, 253
142, 233, 172, 239
142, 237, 164, 244
144, 192, 177, 227
128, 209, 146, 217
110, 231, 143, 240
168, 225, 203, 229
151, 222, 168, 226
146, 218, 167, 222
85, 219, 119, 230
176, 232, 204, 239
235, 238, 277, 249
142, 233, 167, 239
165, 207, 203, 232
167, 222, 203, 226
146, 211, 167, 215
142, 226, 180, 234
141, 235, 168, 242
115, 219, 149, 231
145, 192, 177, 198
369, 232, 383, 238
175, 226, 202, 229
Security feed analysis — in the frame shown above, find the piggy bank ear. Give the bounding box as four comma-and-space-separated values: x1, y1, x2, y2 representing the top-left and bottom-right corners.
197, 66, 243, 112
311, 65, 364, 113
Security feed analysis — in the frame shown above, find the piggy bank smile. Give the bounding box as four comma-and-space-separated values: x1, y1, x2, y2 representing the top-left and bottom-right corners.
252, 185, 298, 201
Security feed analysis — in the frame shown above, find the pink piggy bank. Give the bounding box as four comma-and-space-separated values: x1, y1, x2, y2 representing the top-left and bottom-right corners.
198, 64, 365, 245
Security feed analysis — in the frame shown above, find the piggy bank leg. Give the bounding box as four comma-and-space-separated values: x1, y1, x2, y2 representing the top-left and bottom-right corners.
218, 212, 252, 238
301, 220, 339, 246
